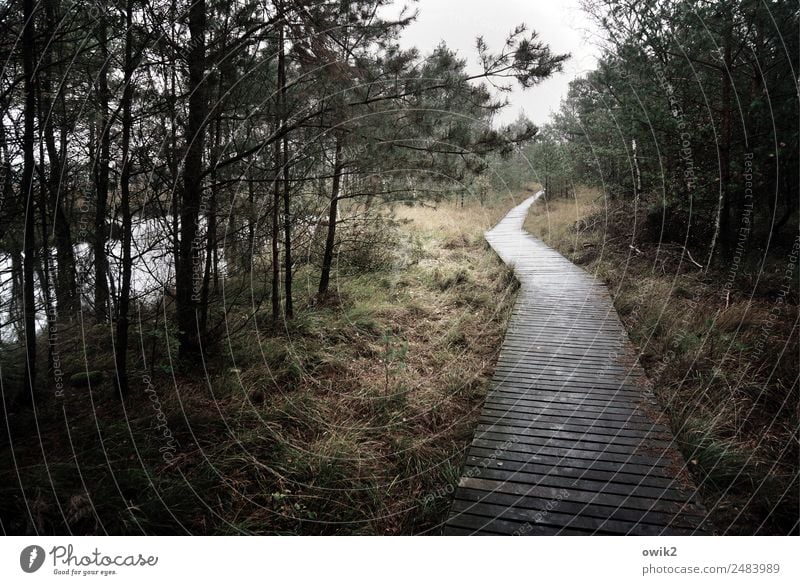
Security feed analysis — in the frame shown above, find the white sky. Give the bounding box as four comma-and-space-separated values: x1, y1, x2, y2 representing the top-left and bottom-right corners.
396, 0, 602, 127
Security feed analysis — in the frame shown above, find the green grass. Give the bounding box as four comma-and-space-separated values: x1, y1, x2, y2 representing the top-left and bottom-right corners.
0, 195, 519, 535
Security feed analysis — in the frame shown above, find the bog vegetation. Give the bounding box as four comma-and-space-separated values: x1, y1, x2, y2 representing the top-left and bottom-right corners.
0, 0, 796, 535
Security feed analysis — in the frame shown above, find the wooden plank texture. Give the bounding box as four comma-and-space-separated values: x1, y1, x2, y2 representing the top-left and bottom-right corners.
444, 192, 709, 536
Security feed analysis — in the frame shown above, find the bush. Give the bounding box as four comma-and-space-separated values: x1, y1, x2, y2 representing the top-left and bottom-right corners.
336, 215, 398, 273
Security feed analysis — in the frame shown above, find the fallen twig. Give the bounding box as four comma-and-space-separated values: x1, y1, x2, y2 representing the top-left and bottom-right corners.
685, 247, 704, 269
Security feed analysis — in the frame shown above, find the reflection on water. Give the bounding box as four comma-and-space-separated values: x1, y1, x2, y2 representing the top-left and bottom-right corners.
0, 215, 226, 342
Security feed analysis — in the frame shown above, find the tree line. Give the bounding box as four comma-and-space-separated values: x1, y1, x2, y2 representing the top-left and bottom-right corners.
0, 0, 567, 400
502, 0, 797, 264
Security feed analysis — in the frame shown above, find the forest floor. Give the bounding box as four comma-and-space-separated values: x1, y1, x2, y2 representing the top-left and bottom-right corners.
0, 192, 525, 535
524, 186, 799, 535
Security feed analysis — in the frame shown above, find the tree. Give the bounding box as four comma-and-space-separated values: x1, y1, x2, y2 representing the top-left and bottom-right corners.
0, 0, 573, 385
176, 0, 208, 357
93, 7, 112, 319
547, 0, 797, 259
20, 0, 38, 400
114, 0, 135, 396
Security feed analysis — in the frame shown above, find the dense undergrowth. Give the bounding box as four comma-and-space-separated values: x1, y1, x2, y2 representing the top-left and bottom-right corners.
0, 196, 520, 535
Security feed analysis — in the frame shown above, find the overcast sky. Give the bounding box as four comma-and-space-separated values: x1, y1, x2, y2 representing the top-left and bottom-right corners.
395, 0, 602, 127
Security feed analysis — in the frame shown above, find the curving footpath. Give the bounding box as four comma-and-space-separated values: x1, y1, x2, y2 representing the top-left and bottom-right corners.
444, 192, 710, 535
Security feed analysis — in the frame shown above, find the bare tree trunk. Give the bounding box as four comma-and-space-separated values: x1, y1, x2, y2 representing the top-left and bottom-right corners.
10, 250, 25, 341
271, 1, 291, 319
318, 135, 344, 296
94, 11, 111, 319
52, 198, 76, 314
38, 140, 55, 373
176, 0, 206, 356
246, 175, 255, 271
708, 18, 733, 267
21, 0, 37, 400
169, 2, 179, 288
115, 0, 134, 396
283, 135, 292, 317
271, 132, 281, 321
42, 0, 77, 316
200, 186, 216, 336
632, 138, 641, 203
280, 12, 293, 318
200, 111, 221, 337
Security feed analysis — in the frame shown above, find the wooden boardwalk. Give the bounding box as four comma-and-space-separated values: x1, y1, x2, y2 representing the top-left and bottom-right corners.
444, 193, 709, 535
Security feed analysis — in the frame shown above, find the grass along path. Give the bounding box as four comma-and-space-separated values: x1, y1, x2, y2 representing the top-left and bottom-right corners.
524, 186, 798, 535
0, 195, 521, 535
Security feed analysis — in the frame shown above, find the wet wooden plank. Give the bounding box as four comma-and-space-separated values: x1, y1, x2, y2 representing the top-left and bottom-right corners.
453, 487, 705, 530
444, 193, 707, 536
464, 453, 684, 490
450, 500, 697, 535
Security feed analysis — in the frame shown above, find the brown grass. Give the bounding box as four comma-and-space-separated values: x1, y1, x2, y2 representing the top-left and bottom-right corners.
0, 194, 519, 535
524, 186, 603, 253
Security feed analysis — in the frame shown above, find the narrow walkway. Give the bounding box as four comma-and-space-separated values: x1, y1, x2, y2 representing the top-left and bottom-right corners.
445, 193, 709, 535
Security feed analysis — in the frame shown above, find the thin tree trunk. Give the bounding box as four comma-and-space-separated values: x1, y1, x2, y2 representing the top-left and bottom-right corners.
200, 187, 215, 336
169, 1, 179, 288
52, 204, 76, 313
200, 58, 225, 337
41, 0, 77, 316
632, 138, 641, 203
94, 12, 111, 319
283, 135, 292, 317
708, 19, 733, 267
271, 133, 281, 321
246, 175, 255, 271
279, 8, 293, 318
176, 0, 206, 356
271, 2, 289, 320
115, 0, 134, 396
21, 0, 37, 400
38, 140, 55, 373
318, 135, 343, 296
10, 250, 25, 341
